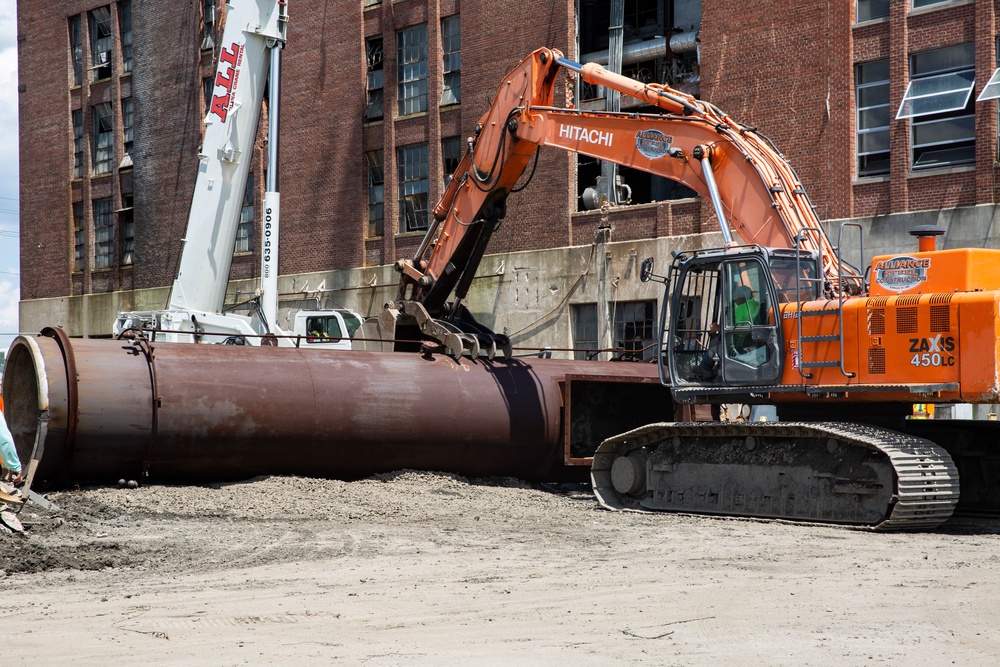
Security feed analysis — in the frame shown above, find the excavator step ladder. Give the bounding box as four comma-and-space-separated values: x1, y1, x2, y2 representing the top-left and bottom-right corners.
793, 224, 864, 380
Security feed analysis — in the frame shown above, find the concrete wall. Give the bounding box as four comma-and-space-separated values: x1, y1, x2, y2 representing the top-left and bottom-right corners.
20, 229, 726, 359
829, 203, 1000, 270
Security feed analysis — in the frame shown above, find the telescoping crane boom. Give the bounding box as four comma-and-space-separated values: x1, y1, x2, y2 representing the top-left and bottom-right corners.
114, 0, 288, 344
113, 1, 360, 348
373, 47, 1000, 530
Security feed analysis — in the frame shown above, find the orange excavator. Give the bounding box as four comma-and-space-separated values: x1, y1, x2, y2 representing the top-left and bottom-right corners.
367, 47, 1000, 530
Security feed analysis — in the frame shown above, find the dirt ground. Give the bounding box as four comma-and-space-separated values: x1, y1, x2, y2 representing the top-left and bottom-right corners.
1, 471, 998, 666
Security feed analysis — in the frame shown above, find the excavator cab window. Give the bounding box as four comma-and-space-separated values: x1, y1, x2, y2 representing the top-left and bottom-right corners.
666, 252, 783, 387
719, 260, 782, 385
769, 255, 820, 303
668, 260, 723, 384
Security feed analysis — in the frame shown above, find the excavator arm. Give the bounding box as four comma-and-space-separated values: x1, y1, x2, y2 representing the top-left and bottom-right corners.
385, 48, 858, 357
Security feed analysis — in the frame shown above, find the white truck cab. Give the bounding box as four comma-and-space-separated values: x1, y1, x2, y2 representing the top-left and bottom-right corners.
292, 310, 363, 350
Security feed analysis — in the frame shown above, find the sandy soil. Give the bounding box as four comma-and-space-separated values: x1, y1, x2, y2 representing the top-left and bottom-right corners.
1, 471, 998, 665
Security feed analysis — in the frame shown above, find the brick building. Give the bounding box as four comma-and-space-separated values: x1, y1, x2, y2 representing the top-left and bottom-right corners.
15, 0, 1000, 357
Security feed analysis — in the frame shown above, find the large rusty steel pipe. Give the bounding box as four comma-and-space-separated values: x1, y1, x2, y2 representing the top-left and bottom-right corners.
3, 329, 669, 490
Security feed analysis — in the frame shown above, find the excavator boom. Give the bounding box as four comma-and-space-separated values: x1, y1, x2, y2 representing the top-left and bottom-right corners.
395, 47, 858, 334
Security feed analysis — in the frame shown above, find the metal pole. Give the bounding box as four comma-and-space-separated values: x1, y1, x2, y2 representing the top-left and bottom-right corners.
261, 44, 282, 329
698, 152, 734, 245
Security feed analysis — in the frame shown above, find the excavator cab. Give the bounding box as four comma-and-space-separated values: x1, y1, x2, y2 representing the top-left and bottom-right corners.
662, 247, 783, 388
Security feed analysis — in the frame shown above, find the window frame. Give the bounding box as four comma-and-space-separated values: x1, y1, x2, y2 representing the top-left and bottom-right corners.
72, 109, 84, 179
89, 6, 113, 82
120, 209, 134, 266
976, 67, 1000, 102
611, 300, 657, 361
442, 136, 463, 184
69, 15, 83, 86
92, 102, 114, 175
571, 303, 599, 360
365, 37, 384, 122
93, 197, 114, 270
911, 0, 953, 9
235, 171, 254, 254
441, 16, 461, 106
396, 24, 428, 116
73, 202, 85, 272
900, 43, 977, 170
365, 150, 385, 238
857, 0, 889, 22
856, 59, 891, 177
397, 143, 430, 232
202, 0, 216, 51
119, 1, 132, 74
121, 98, 134, 158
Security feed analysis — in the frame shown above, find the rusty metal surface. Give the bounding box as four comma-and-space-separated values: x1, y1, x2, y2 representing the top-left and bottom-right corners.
3, 330, 667, 489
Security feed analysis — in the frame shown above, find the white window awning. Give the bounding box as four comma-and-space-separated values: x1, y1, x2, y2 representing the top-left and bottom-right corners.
977, 67, 1000, 102
896, 69, 975, 119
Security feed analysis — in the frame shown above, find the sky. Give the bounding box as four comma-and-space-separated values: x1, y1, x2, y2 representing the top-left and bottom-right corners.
0, 2, 18, 354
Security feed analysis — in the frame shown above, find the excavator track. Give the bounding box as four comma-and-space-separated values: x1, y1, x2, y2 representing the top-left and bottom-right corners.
591, 422, 959, 530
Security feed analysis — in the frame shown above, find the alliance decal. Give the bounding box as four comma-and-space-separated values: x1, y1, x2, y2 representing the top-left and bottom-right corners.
635, 129, 674, 159
873, 255, 930, 292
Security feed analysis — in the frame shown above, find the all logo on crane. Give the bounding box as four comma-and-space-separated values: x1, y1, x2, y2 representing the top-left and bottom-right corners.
210, 41, 246, 123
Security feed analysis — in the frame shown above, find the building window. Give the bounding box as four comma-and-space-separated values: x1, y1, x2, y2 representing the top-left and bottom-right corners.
441, 16, 461, 105
856, 59, 890, 177
442, 136, 462, 183
202, 0, 216, 51
857, 0, 889, 22
366, 150, 385, 237
69, 15, 83, 86
119, 1, 132, 74
977, 40, 1000, 109
978, 68, 1000, 103
93, 197, 114, 269
911, 0, 951, 9
236, 171, 254, 254
397, 24, 428, 116
121, 210, 134, 265
897, 43, 976, 170
364, 37, 384, 121
571, 304, 599, 360
203, 76, 213, 114
89, 6, 113, 81
73, 202, 85, 271
72, 110, 84, 178
121, 98, 134, 159
612, 301, 657, 360
363, 0, 381, 7
92, 102, 114, 175
398, 144, 429, 231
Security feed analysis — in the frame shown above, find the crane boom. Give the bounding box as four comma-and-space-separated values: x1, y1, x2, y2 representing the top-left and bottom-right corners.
113, 0, 289, 343
170, 0, 287, 314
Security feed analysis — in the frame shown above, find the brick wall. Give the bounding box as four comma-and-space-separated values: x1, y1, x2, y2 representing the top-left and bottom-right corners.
17, 0, 1000, 309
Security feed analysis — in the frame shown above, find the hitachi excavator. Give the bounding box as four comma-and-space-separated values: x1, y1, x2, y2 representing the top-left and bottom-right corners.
368, 47, 1000, 530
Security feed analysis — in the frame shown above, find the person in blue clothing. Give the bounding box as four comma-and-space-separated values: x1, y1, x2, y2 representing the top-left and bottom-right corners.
0, 410, 22, 485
